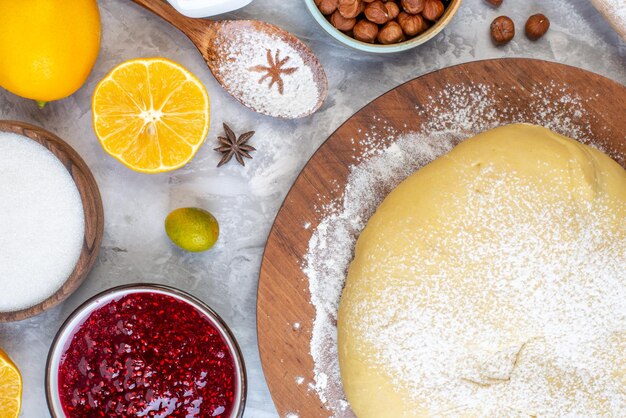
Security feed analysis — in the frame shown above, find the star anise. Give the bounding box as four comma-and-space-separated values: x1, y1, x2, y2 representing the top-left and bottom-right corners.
249, 49, 298, 95
214, 123, 256, 167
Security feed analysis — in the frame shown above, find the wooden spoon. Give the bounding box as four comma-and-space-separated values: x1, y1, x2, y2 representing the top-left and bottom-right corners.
131, 0, 328, 119
589, 0, 626, 41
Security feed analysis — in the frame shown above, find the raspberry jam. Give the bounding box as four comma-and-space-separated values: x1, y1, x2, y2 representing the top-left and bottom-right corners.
57, 291, 238, 417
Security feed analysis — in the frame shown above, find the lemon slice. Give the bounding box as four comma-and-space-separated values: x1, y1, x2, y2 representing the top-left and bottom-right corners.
92, 58, 210, 173
0, 349, 22, 418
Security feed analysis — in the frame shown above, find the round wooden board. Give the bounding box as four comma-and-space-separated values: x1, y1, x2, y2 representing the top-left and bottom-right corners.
257, 59, 626, 417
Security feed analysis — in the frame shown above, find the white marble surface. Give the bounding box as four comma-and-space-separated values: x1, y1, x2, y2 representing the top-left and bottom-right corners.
0, 0, 624, 417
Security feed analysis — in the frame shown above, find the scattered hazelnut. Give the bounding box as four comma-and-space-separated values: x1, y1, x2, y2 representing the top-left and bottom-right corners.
422, 0, 444, 21
353, 19, 379, 42
315, 0, 339, 15
490, 16, 515, 45
401, 0, 425, 15
385, 2, 400, 20
484, 0, 502, 7
364, 1, 390, 24
338, 0, 364, 19
397, 11, 426, 36
330, 10, 357, 31
378, 21, 405, 44
525, 13, 550, 40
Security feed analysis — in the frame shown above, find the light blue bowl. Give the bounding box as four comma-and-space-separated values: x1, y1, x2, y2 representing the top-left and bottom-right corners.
304, 0, 463, 54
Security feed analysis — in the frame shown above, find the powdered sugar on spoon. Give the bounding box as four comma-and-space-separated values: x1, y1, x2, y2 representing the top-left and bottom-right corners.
132, 0, 328, 119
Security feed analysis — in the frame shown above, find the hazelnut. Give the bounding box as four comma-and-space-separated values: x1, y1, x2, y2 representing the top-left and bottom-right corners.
338, 0, 364, 19
315, 0, 339, 15
353, 19, 379, 43
490, 15, 515, 45
330, 10, 357, 31
484, 0, 502, 7
422, 0, 444, 21
525, 14, 550, 40
397, 11, 426, 36
401, 0, 425, 14
364, 1, 390, 24
385, 2, 400, 20
378, 21, 405, 44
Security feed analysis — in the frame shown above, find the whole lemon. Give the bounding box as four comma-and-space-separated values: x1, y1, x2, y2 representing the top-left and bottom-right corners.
0, 0, 101, 105
165, 208, 220, 252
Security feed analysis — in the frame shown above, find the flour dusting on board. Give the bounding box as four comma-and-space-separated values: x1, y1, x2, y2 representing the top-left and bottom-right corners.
302, 82, 622, 416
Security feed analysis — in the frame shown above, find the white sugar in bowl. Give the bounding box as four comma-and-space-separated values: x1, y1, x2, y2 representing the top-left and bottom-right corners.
167, 0, 253, 17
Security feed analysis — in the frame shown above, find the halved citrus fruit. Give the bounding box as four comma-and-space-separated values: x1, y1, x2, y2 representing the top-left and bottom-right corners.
92, 58, 210, 173
0, 349, 22, 418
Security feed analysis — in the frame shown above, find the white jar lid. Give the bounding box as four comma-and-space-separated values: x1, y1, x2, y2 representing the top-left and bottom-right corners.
167, 0, 253, 17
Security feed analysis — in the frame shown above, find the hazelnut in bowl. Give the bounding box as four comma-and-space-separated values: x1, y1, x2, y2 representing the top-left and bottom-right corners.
305, 0, 462, 53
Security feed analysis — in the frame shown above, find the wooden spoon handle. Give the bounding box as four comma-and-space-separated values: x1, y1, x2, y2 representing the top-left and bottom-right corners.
130, 0, 215, 44
589, 0, 626, 40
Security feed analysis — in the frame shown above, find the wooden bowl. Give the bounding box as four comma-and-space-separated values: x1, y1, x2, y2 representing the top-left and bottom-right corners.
0, 120, 104, 322
304, 0, 463, 54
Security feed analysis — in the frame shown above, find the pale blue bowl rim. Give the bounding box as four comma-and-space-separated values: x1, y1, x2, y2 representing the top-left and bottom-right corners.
303, 0, 463, 54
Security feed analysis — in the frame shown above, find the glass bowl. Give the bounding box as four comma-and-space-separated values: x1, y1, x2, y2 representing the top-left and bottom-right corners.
46, 283, 246, 418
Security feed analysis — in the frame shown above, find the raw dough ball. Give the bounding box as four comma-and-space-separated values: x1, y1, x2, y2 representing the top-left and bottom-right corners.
338, 124, 626, 417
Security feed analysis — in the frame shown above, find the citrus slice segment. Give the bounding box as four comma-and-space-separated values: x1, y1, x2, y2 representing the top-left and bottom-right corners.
92, 58, 210, 173
0, 349, 22, 418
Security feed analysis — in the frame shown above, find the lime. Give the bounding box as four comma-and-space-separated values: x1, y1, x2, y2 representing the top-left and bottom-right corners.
165, 208, 219, 252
